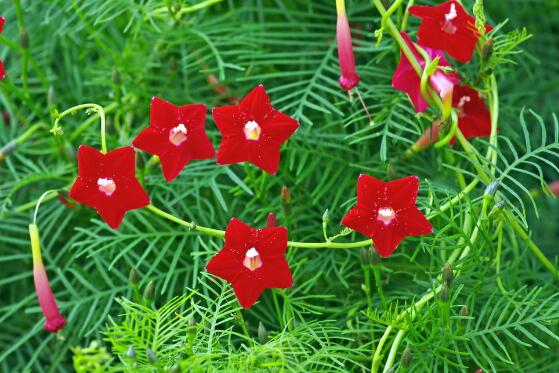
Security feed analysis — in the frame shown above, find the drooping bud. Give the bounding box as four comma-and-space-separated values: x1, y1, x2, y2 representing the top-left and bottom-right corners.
443, 262, 454, 287
336, 0, 360, 91
401, 346, 412, 367
280, 186, 292, 214
146, 348, 158, 362
258, 321, 268, 344
440, 282, 449, 302
20, 29, 29, 49
266, 212, 278, 228
29, 224, 67, 333
143, 280, 155, 307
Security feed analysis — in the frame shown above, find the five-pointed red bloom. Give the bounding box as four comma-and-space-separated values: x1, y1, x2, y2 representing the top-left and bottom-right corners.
206, 218, 293, 309
392, 33, 460, 113
409, 0, 492, 63
452, 84, 491, 141
212, 85, 299, 174
336, 0, 360, 91
69, 146, 150, 229
133, 97, 215, 182
342, 175, 432, 257
0, 17, 6, 80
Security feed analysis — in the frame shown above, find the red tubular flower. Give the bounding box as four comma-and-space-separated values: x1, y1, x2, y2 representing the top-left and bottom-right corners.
336, 0, 360, 91
409, 0, 492, 63
206, 218, 293, 309
69, 146, 150, 229
392, 32, 460, 113
212, 85, 299, 174
132, 97, 215, 182
412, 123, 441, 152
0, 17, 6, 80
451, 85, 491, 142
342, 175, 432, 257
29, 224, 66, 333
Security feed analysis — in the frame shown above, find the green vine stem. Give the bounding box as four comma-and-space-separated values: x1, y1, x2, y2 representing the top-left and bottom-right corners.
51, 104, 108, 154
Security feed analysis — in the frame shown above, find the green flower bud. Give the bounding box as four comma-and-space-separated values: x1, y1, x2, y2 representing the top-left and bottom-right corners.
48, 86, 57, 107
112, 67, 121, 85
440, 282, 449, 303
20, 29, 29, 49
143, 280, 155, 307
129, 267, 137, 285
146, 348, 158, 362
443, 262, 453, 287
481, 38, 494, 60
370, 245, 381, 266
125, 346, 136, 360
401, 346, 412, 367
258, 321, 268, 344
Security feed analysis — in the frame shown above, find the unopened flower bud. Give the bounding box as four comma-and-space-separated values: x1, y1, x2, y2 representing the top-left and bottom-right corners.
369, 245, 381, 266
280, 186, 292, 214
125, 346, 136, 360
460, 305, 469, 317
401, 346, 412, 367
129, 267, 137, 285
258, 321, 268, 344
443, 262, 453, 287
143, 280, 155, 307
186, 316, 196, 335
48, 86, 57, 107
112, 67, 121, 85
481, 38, 493, 60
168, 363, 181, 373
266, 212, 278, 228
20, 29, 29, 49
440, 282, 449, 302
484, 181, 499, 197
322, 209, 330, 223
360, 247, 371, 266
146, 348, 158, 362
2, 111, 10, 125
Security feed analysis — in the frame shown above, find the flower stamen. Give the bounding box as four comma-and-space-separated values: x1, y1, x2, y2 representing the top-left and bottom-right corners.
243, 247, 263, 271
244, 121, 261, 141
97, 178, 116, 196
442, 3, 458, 34
377, 207, 396, 225
456, 95, 471, 117
169, 123, 188, 146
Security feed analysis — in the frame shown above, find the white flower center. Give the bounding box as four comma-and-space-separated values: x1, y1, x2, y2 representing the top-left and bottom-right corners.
97, 178, 116, 196
244, 121, 261, 141
442, 3, 458, 34
169, 123, 188, 146
243, 247, 263, 271
377, 207, 396, 225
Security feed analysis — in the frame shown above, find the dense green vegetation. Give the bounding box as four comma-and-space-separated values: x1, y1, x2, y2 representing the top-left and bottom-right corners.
0, 0, 558, 371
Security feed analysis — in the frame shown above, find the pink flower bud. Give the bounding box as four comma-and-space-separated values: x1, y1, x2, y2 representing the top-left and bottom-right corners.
266, 212, 279, 228
549, 181, 559, 197
29, 224, 66, 333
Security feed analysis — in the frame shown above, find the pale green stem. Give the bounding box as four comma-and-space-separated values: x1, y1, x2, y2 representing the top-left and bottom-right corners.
51, 104, 107, 154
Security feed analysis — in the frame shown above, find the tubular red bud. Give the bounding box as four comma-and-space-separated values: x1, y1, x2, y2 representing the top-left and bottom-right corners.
266, 212, 278, 228
412, 124, 441, 153
29, 224, 66, 333
336, 0, 360, 91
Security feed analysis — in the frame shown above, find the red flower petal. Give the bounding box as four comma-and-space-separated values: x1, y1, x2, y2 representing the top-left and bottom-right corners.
371, 224, 406, 258
232, 275, 266, 309
397, 207, 433, 236
0, 60, 5, 81
150, 97, 179, 129
213, 85, 299, 174
261, 258, 293, 288
239, 85, 272, 122
385, 175, 419, 210
452, 85, 491, 141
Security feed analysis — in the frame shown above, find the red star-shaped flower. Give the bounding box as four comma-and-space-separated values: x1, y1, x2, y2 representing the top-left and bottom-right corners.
69, 146, 150, 229
132, 97, 215, 182
0, 17, 6, 80
409, 0, 492, 63
392, 32, 460, 113
452, 84, 491, 141
206, 218, 293, 309
212, 85, 299, 174
342, 175, 432, 257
